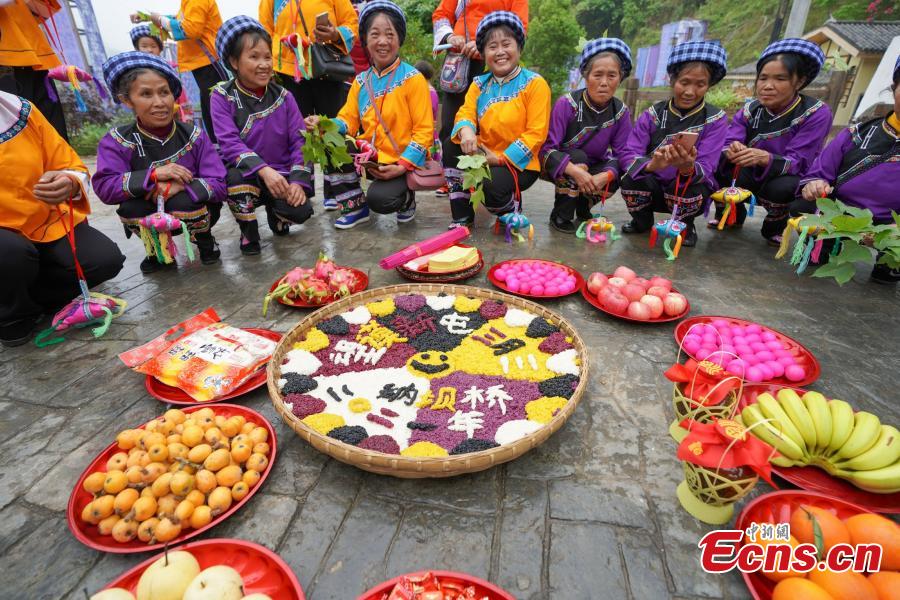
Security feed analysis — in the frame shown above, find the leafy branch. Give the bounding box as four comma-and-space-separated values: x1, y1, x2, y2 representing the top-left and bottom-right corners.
457, 154, 492, 211
302, 117, 352, 170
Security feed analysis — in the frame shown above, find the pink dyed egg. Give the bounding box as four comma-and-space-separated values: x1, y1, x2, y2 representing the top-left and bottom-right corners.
744, 354, 760, 365
746, 324, 762, 334
531, 285, 545, 296
546, 286, 559, 296
751, 342, 768, 353
745, 366, 765, 382
756, 350, 775, 362
559, 281, 576, 294
507, 281, 521, 292
765, 360, 785, 378
761, 331, 778, 342
726, 359, 746, 377
683, 339, 701, 354
520, 282, 533, 294
756, 363, 775, 380
745, 333, 761, 344
785, 365, 806, 382
778, 356, 796, 366
765, 340, 783, 351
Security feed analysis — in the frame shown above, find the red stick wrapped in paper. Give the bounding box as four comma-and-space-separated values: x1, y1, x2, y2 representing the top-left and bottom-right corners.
677, 418, 779, 487
379, 227, 470, 270
664, 359, 742, 406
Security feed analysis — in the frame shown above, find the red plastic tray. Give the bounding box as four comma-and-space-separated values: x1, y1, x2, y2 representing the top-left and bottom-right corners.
734, 490, 871, 600
739, 384, 900, 514
674, 316, 820, 387
67, 404, 276, 554
580, 276, 690, 323
100, 538, 304, 599
487, 259, 585, 299
269, 267, 369, 308
357, 571, 515, 600
144, 328, 282, 405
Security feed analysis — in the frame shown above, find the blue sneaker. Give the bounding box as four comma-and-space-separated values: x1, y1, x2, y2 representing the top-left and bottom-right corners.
397, 197, 416, 223
323, 197, 339, 211
334, 206, 370, 229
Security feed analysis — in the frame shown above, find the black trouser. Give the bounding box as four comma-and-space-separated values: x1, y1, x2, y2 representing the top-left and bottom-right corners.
367, 175, 413, 214
449, 166, 539, 223
0, 67, 68, 140
281, 76, 348, 119
549, 149, 619, 222
225, 168, 314, 241
0, 224, 124, 326
191, 64, 222, 143
714, 165, 800, 238
620, 173, 710, 231
116, 192, 219, 257
439, 59, 484, 152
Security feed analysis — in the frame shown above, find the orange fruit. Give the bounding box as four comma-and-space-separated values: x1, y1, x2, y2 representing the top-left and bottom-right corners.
868, 571, 900, 600
790, 505, 851, 553
845, 514, 900, 571
772, 577, 835, 600
752, 534, 806, 582
809, 568, 878, 600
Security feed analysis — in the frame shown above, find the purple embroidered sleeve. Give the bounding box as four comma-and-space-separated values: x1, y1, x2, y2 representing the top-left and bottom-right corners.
92, 133, 150, 205
762, 103, 833, 180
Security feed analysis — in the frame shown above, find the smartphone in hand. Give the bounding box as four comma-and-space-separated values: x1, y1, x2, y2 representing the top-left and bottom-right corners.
672, 132, 699, 151
316, 12, 331, 28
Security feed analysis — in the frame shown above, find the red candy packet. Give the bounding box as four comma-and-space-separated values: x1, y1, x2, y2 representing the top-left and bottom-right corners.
380, 572, 487, 600
118, 308, 277, 402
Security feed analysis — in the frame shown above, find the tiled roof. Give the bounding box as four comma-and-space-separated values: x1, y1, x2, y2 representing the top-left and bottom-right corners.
824, 20, 900, 53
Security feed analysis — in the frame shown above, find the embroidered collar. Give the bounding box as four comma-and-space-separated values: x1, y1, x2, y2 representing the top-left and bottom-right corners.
492, 66, 521, 86
372, 57, 401, 77
764, 95, 801, 121
883, 114, 900, 140
137, 120, 177, 144
236, 81, 267, 99
669, 98, 705, 120
582, 90, 612, 115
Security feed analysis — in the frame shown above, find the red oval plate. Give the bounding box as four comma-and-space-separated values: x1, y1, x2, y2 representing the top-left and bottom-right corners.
739, 384, 900, 514
580, 277, 690, 323
734, 490, 871, 600
100, 538, 304, 599
674, 316, 820, 387
269, 267, 369, 308
357, 571, 515, 600
487, 259, 585, 299
144, 328, 283, 405
67, 404, 276, 553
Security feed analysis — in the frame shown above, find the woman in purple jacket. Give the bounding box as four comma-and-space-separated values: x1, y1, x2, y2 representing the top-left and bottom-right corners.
539, 38, 633, 233
620, 41, 730, 247
92, 52, 226, 273
712, 39, 832, 243
212, 16, 313, 256
794, 57, 900, 285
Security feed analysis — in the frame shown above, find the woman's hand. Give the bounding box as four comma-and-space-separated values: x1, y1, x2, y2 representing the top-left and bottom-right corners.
154, 163, 193, 184
33, 171, 79, 205
731, 147, 770, 168
369, 163, 407, 180
304, 115, 321, 130
161, 181, 186, 198
724, 140, 746, 162
591, 170, 612, 195
448, 35, 466, 53
645, 146, 672, 173
259, 166, 290, 199
462, 40, 480, 59
801, 179, 832, 202
286, 183, 307, 206
315, 21, 338, 43
565, 162, 597, 196
669, 144, 697, 174
482, 147, 500, 167
458, 127, 478, 155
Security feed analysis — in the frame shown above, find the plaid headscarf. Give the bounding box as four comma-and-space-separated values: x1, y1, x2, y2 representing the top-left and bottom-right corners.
216, 15, 268, 62
667, 41, 728, 86
475, 11, 526, 55
359, 0, 407, 46
103, 51, 183, 102
894, 54, 900, 83
129, 25, 162, 50
580, 38, 632, 78
758, 38, 826, 89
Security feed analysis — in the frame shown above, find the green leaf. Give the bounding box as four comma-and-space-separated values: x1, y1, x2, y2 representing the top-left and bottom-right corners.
809, 511, 825, 561
832, 240, 872, 264
462, 172, 478, 190
470, 188, 485, 210
831, 215, 872, 233
812, 261, 856, 285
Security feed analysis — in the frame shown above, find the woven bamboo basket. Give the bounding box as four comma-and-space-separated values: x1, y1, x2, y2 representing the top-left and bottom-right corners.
267, 283, 589, 478
682, 462, 758, 506
672, 384, 740, 425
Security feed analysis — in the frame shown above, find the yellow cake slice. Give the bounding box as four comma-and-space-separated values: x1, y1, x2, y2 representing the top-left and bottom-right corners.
428, 245, 478, 273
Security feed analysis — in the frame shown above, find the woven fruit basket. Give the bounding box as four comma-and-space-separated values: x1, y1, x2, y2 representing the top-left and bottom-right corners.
267, 283, 589, 478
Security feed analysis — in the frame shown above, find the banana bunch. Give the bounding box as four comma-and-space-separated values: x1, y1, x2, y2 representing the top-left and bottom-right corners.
740, 389, 900, 494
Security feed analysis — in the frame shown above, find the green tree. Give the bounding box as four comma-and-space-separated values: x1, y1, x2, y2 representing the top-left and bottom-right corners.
524, 0, 586, 96
575, 0, 624, 38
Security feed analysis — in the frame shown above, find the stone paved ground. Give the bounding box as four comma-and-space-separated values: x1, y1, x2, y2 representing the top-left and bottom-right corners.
1, 159, 898, 600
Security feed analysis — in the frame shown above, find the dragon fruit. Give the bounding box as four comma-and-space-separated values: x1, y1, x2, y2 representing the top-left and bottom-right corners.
263, 267, 315, 315
314, 251, 337, 280
302, 278, 332, 304
328, 267, 358, 298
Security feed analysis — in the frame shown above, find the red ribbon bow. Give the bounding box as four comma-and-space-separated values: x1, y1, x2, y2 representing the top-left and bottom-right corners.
676, 418, 778, 487
664, 358, 741, 406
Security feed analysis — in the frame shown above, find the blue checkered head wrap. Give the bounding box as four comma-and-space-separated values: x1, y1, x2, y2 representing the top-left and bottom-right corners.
667, 40, 728, 86
758, 38, 826, 89
359, 0, 407, 46
475, 11, 526, 55
580, 38, 632, 78
130, 25, 162, 51
216, 16, 269, 64
894, 54, 900, 84
103, 51, 183, 103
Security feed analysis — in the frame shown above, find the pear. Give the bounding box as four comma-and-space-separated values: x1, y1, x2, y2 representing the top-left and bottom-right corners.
136, 550, 200, 600
183, 565, 244, 600
91, 589, 136, 600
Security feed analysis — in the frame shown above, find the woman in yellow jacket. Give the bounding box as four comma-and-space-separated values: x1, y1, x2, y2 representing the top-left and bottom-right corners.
306, 0, 433, 229
132, 0, 224, 142
448, 11, 550, 228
